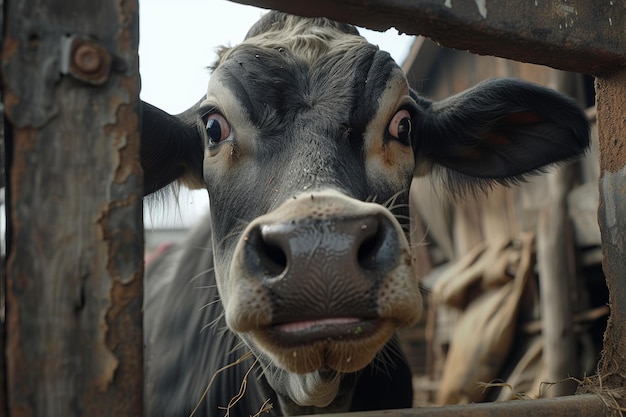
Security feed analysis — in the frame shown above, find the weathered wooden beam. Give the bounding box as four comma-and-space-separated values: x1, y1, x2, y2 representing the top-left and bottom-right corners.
2, 0, 143, 415
230, 0, 626, 76
595, 69, 626, 400
309, 394, 609, 416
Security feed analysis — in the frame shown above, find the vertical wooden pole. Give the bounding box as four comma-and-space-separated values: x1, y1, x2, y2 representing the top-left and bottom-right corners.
2, 0, 143, 415
595, 70, 626, 392
535, 73, 584, 397
536, 167, 579, 397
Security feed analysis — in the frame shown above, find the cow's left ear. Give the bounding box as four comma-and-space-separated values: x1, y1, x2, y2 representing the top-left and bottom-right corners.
411, 78, 590, 187
141, 101, 205, 196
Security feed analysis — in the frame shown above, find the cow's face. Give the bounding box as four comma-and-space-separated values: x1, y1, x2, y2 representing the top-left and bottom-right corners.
141, 11, 589, 414
200, 23, 422, 409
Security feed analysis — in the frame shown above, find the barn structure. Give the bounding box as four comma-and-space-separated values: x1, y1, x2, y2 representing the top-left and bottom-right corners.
2, 0, 626, 416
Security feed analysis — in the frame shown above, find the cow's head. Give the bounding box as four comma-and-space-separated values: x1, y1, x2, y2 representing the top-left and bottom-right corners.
141, 11, 589, 414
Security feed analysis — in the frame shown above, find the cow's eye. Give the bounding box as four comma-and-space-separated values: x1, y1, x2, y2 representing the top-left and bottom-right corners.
388, 110, 412, 144
205, 113, 231, 145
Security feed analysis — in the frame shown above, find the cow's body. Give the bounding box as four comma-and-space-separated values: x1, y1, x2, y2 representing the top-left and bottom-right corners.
141, 11, 589, 416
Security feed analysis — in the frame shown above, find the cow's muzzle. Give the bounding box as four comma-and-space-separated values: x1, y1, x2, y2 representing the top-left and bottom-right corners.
225, 189, 422, 373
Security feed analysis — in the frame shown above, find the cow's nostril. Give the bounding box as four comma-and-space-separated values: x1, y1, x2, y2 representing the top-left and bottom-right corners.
260, 240, 288, 276
256, 225, 288, 277
244, 225, 288, 278
357, 218, 383, 270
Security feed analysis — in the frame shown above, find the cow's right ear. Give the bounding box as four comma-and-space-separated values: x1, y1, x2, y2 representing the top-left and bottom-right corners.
410, 79, 590, 193
141, 101, 205, 196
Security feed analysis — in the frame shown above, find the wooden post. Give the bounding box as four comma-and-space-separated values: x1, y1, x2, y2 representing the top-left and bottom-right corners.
2, 0, 143, 415
595, 70, 626, 393
536, 167, 579, 397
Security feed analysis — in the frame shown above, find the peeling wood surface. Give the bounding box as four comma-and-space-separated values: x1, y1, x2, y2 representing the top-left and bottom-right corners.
230, 0, 626, 76
2, 0, 143, 415
596, 70, 626, 395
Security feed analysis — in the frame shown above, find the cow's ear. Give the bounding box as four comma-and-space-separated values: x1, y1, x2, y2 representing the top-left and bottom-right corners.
141, 101, 205, 196
411, 78, 590, 191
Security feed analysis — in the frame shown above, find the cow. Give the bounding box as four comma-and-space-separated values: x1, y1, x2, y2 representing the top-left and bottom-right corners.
141, 11, 590, 417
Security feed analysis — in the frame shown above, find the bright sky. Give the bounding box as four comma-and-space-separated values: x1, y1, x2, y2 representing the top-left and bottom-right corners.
139, 0, 415, 228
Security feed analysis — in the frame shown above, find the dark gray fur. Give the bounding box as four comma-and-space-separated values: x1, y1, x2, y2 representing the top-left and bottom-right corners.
144, 217, 413, 416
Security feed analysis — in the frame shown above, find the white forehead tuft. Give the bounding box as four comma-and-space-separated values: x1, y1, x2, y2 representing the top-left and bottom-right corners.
215, 15, 370, 68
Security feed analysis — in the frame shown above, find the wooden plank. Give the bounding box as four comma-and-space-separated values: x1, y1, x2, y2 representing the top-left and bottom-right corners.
308, 394, 608, 416
595, 70, 626, 396
230, 0, 626, 76
2, 0, 143, 415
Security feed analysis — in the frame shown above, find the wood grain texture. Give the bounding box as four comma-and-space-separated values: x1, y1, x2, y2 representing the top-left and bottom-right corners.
2, 0, 143, 415
231, 0, 626, 76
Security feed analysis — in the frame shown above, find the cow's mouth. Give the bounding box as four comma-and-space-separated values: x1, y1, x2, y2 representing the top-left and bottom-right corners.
268, 317, 379, 346
251, 318, 395, 374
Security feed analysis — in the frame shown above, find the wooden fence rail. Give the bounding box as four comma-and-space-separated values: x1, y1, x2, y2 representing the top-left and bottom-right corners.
309, 394, 609, 417
232, 0, 626, 76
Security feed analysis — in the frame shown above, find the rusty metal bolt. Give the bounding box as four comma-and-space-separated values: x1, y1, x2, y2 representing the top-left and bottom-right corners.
67, 37, 112, 85
73, 43, 104, 75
